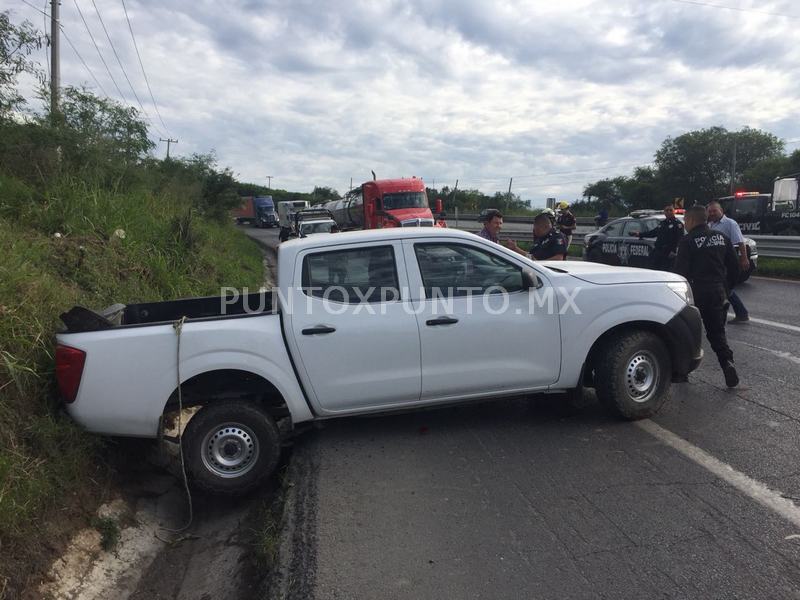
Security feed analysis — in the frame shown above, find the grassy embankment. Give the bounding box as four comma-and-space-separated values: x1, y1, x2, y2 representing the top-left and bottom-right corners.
754, 257, 800, 280
0, 170, 263, 596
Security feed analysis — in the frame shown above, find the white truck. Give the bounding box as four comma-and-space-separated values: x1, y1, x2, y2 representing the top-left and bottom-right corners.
56, 228, 703, 494
277, 200, 311, 242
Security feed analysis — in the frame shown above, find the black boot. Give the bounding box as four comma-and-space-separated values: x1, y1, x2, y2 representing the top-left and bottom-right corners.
721, 360, 739, 388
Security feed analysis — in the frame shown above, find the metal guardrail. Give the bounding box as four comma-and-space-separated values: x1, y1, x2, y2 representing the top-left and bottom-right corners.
457, 213, 597, 225
749, 236, 800, 259
455, 223, 800, 259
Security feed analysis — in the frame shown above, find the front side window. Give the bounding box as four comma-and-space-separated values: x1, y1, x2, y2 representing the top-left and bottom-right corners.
302, 246, 399, 303
414, 243, 523, 298
382, 192, 429, 210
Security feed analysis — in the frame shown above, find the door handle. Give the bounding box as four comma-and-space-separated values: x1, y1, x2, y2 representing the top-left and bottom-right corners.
426, 316, 459, 326
302, 326, 336, 335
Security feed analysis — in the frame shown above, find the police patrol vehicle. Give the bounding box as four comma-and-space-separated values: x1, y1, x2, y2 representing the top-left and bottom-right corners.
583, 210, 759, 281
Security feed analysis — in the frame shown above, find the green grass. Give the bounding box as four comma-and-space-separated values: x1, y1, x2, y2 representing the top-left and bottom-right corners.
754, 256, 800, 280
0, 173, 264, 598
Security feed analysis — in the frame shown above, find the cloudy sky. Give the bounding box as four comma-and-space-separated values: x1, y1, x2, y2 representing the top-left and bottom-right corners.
10, 0, 800, 204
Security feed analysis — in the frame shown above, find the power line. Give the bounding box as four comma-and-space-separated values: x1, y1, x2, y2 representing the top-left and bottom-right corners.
72, 0, 130, 104
121, 0, 170, 136
62, 26, 110, 97
667, 0, 800, 20
19, 0, 109, 97
89, 0, 163, 137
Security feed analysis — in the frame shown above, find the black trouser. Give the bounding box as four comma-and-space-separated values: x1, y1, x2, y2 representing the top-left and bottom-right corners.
652, 249, 675, 272
692, 284, 733, 365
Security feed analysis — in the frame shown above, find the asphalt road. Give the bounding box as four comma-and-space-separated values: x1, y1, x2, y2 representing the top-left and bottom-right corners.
243, 225, 800, 600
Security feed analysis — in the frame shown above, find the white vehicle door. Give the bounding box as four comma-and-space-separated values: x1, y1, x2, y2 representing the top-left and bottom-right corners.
285, 241, 421, 413
404, 240, 562, 401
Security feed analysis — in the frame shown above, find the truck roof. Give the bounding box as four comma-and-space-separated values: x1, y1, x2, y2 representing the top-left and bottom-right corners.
365, 178, 426, 193
278, 226, 481, 253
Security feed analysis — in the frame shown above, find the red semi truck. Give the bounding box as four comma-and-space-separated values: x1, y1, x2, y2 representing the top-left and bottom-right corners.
324, 177, 444, 230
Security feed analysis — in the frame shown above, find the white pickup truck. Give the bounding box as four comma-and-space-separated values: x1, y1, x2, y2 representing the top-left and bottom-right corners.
56, 228, 703, 494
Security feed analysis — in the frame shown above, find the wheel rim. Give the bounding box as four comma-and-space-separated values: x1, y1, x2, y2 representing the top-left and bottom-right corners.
200, 422, 260, 479
625, 350, 659, 403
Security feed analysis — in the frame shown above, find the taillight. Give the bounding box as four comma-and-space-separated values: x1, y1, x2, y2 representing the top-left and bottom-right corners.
55, 345, 86, 404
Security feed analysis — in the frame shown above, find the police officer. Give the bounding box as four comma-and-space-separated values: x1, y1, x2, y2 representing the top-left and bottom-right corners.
638, 204, 684, 271
529, 213, 567, 260
555, 201, 577, 248
674, 205, 741, 388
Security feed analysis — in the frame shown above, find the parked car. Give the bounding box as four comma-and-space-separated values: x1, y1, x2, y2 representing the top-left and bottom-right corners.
583, 211, 758, 282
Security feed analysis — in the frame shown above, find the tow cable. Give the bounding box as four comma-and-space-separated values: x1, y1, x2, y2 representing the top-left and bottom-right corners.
161, 315, 194, 533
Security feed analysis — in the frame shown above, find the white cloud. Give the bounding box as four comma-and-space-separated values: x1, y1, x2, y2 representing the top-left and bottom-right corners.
9, 0, 800, 203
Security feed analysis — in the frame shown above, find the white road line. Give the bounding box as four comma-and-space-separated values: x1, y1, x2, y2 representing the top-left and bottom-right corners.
637, 420, 800, 529
735, 341, 800, 366
751, 275, 800, 285
727, 313, 800, 334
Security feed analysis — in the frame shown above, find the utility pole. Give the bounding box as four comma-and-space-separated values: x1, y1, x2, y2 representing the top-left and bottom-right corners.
266, 175, 273, 189
159, 138, 178, 159
349, 177, 353, 191
50, 0, 60, 122
730, 135, 737, 195
507, 177, 513, 200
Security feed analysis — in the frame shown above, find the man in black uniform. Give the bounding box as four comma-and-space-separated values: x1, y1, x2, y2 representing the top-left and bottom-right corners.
638, 204, 684, 271
674, 205, 741, 388
529, 213, 567, 260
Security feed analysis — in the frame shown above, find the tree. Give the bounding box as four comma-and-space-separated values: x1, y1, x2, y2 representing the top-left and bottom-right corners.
311, 186, 340, 202
654, 126, 783, 203
55, 86, 154, 161
0, 11, 44, 119
741, 149, 800, 193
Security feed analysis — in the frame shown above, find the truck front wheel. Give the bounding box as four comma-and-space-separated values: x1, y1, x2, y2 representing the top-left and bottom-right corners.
182, 400, 281, 495
594, 331, 671, 420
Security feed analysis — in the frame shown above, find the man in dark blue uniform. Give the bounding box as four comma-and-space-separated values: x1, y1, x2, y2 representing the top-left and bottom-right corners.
529, 213, 567, 261
675, 205, 741, 388
638, 204, 684, 271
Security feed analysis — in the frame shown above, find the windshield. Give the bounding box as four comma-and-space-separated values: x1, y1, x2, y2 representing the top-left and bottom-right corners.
773, 178, 798, 210
382, 192, 429, 210
301, 222, 334, 235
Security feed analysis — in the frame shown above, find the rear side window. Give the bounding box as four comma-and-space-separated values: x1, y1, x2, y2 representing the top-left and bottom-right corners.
602, 220, 625, 237
302, 246, 399, 303
622, 220, 645, 237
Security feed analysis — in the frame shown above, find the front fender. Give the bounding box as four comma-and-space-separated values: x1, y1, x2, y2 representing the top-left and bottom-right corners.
557, 287, 686, 388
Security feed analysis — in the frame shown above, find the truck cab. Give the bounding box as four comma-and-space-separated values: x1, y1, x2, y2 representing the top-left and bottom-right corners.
278, 200, 312, 241
717, 180, 800, 235
254, 196, 278, 228
324, 178, 445, 230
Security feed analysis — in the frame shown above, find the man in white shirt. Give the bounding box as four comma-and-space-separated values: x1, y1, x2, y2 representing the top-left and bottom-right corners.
707, 201, 749, 323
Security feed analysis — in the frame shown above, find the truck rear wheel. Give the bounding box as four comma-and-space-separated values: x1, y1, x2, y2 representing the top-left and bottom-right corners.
594, 331, 671, 420
182, 400, 280, 495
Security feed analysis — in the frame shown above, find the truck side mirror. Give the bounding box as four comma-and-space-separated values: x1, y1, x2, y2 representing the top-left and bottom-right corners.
521, 270, 540, 290
435, 198, 443, 215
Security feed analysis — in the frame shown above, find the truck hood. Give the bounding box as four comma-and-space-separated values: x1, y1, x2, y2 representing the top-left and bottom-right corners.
541, 261, 685, 285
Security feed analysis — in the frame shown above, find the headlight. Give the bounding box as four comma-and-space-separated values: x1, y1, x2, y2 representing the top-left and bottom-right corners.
667, 281, 693, 305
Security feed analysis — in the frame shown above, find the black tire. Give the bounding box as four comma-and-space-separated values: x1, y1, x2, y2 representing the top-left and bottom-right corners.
586, 245, 603, 263
739, 259, 755, 283
182, 400, 281, 495
594, 331, 671, 420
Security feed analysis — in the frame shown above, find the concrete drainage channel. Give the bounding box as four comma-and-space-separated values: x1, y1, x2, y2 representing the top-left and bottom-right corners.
37, 238, 292, 600
36, 437, 295, 600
